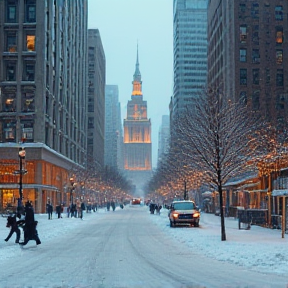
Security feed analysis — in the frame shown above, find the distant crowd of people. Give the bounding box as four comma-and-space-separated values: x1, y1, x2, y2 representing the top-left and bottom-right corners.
45, 201, 102, 220
4, 200, 124, 245
148, 203, 162, 215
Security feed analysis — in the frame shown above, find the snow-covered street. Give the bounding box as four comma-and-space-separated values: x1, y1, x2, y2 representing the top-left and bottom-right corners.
0, 205, 287, 288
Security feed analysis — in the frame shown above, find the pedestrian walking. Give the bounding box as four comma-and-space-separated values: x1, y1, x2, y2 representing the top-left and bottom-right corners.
111, 201, 116, 211
47, 202, 53, 220
4, 213, 21, 243
56, 204, 62, 219
80, 202, 85, 219
19, 201, 41, 246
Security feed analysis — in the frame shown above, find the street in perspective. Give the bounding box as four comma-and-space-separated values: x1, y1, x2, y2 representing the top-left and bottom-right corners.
1, 0, 288, 288
0, 205, 287, 288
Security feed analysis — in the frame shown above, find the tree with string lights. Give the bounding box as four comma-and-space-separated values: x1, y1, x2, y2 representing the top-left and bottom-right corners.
175, 87, 261, 241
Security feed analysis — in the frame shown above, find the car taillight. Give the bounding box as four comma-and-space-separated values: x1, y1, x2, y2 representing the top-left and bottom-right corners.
172, 213, 179, 218
193, 212, 200, 218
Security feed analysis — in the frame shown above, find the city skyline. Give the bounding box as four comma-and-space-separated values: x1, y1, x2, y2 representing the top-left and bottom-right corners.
88, 0, 173, 168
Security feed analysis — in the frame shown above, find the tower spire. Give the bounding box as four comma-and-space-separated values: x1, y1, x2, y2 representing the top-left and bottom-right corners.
132, 43, 142, 97
133, 43, 141, 82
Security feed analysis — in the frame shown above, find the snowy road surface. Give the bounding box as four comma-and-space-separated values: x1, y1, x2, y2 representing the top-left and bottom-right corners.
0, 206, 287, 288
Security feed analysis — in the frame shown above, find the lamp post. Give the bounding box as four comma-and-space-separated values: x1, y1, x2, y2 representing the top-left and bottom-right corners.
70, 177, 75, 206
17, 147, 27, 208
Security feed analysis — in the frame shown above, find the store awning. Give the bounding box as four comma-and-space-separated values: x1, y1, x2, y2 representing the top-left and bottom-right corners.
272, 189, 288, 196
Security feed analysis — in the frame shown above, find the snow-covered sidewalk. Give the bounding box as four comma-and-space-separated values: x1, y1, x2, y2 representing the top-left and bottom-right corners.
0, 208, 107, 261
149, 208, 288, 276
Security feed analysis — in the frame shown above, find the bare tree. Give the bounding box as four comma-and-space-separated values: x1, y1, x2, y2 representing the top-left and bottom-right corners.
176, 87, 261, 241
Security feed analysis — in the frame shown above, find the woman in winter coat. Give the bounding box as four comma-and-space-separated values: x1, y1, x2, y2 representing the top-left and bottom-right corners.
19, 201, 41, 246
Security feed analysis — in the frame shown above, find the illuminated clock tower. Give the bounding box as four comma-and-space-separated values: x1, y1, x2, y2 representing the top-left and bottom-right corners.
123, 46, 152, 193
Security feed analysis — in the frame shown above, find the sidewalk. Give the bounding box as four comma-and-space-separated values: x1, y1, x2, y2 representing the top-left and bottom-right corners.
149, 208, 288, 275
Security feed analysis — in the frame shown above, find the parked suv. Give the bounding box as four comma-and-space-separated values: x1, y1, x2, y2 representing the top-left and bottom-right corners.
168, 200, 200, 227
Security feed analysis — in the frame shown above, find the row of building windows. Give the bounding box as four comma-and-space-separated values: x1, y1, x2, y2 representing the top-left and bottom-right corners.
0, 120, 34, 142
240, 69, 284, 86
239, 48, 283, 64
0, 86, 35, 113
6, 0, 36, 23
239, 90, 285, 111
240, 25, 283, 45
239, 3, 283, 21
4, 61, 35, 81
5, 31, 36, 52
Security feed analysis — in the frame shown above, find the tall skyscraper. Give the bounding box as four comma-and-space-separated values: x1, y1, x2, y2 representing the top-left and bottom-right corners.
87, 29, 106, 167
157, 115, 170, 166
172, 0, 208, 119
0, 0, 88, 212
207, 0, 288, 125
105, 85, 123, 170
123, 47, 152, 193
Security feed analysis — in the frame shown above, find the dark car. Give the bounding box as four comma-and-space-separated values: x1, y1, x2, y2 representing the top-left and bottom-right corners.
168, 200, 200, 227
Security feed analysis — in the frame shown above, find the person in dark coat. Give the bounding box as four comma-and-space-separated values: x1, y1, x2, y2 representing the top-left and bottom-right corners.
19, 201, 41, 246
47, 202, 53, 220
4, 214, 21, 243
56, 204, 62, 219
111, 201, 116, 211
80, 202, 85, 219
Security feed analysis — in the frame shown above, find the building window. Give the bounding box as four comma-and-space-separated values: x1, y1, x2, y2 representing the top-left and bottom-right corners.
23, 62, 35, 81
87, 138, 93, 145
276, 50, 283, 64
6, 1, 17, 23
1, 93, 16, 112
88, 117, 94, 129
239, 3, 246, 13
253, 69, 260, 85
276, 27, 283, 44
240, 25, 247, 43
252, 25, 259, 45
6, 32, 17, 52
276, 69, 284, 86
6, 62, 16, 81
25, 0, 36, 23
251, 3, 259, 19
21, 121, 34, 141
275, 6, 283, 21
88, 98, 94, 112
252, 91, 260, 111
265, 69, 270, 85
26, 33, 35, 51
252, 49, 260, 63
3, 121, 16, 142
22, 89, 35, 112
240, 49, 247, 62
240, 69, 247, 85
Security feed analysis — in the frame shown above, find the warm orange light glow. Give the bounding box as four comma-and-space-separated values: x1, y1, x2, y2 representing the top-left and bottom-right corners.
27, 35, 35, 51
132, 81, 142, 95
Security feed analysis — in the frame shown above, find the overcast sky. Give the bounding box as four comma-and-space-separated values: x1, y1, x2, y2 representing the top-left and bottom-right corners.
88, 0, 173, 168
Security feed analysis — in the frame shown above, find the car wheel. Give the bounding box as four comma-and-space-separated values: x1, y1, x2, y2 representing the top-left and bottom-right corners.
194, 221, 199, 227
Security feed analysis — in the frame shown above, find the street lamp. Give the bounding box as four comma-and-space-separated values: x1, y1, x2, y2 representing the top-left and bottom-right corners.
17, 147, 27, 208
70, 177, 75, 205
